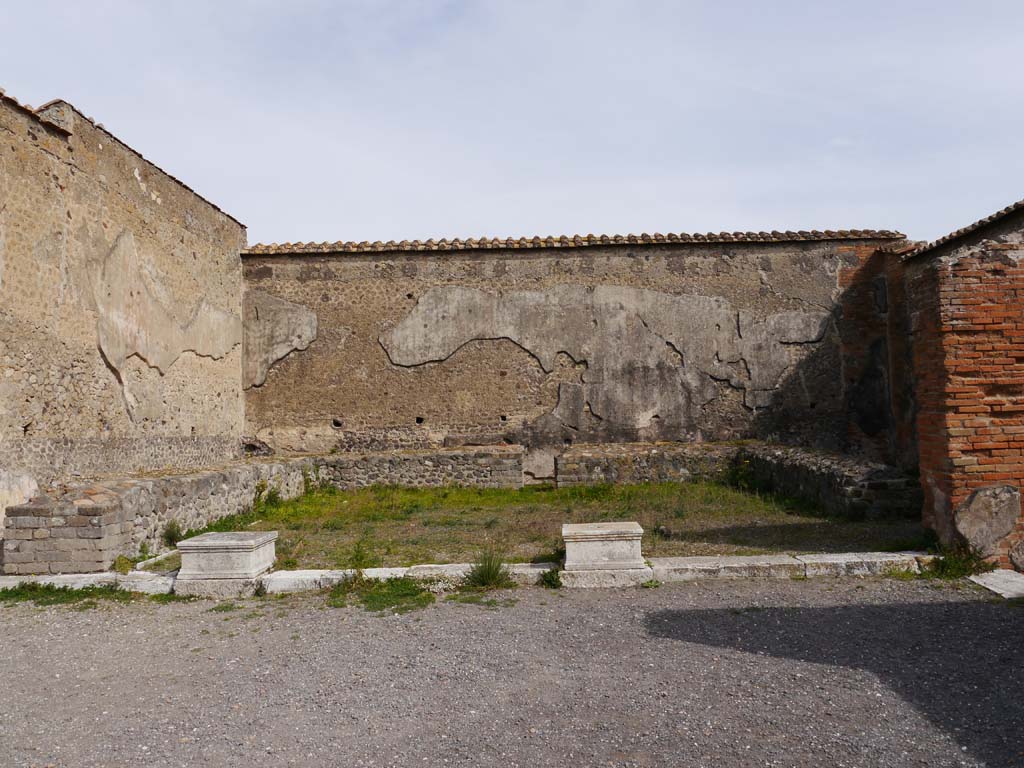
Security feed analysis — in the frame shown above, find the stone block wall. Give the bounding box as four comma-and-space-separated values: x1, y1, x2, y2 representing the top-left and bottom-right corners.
555, 441, 920, 520
2, 447, 524, 574
905, 205, 1024, 568
734, 444, 922, 520
556, 443, 738, 486
0, 94, 247, 504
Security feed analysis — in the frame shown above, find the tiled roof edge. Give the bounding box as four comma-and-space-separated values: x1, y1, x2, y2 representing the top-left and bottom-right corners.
904, 198, 1024, 261
245, 229, 905, 256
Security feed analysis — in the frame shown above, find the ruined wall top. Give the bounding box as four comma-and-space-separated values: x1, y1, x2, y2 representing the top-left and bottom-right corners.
245, 229, 905, 257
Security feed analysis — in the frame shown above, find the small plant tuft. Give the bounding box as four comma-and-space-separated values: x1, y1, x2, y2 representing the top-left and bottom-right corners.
163, 519, 185, 549
463, 548, 515, 590
641, 579, 662, 589
538, 567, 562, 589
113, 555, 134, 575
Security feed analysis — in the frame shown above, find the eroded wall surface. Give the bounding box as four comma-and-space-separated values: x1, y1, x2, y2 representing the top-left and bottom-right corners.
0, 97, 246, 490
243, 239, 897, 468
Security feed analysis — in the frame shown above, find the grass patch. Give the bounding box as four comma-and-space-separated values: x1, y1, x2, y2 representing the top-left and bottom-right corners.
209, 602, 240, 612
0, 583, 136, 608
327, 576, 435, 614
149, 592, 196, 604
463, 549, 515, 590
140, 551, 181, 574
182, 480, 929, 568
446, 592, 517, 609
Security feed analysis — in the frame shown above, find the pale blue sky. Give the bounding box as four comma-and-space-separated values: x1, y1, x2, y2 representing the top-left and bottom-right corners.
3, 0, 1022, 245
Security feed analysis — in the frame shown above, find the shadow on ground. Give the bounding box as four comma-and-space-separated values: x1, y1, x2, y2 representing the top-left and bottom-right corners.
663, 520, 928, 553
645, 599, 1024, 767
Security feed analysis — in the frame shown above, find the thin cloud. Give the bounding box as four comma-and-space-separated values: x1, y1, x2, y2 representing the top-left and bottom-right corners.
2, 0, 1022, 244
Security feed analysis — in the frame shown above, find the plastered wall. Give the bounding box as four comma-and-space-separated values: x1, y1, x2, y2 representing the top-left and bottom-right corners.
243, 237, 900, 476
0, 96, 246, 501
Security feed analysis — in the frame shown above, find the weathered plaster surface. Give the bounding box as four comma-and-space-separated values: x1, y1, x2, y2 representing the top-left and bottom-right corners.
382, 285, 828, 441
242, 289, 318, 388
0, 98, 246, 486
96, 231, 241, 418
243, 240, 881, 453
0, 470, 38, 535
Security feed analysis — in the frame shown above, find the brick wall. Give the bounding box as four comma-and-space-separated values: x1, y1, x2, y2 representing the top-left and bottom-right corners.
906, 210, 1024, 568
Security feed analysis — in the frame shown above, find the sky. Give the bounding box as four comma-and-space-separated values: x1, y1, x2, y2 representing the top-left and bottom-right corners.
2, 0, 1022, 245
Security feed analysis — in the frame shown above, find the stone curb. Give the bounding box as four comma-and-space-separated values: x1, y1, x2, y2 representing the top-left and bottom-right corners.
647, 552, 925, 584
262, 562, 558, 594
0, 553, 933, 597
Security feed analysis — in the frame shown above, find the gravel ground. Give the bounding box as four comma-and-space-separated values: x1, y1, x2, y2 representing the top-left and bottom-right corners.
0, 578, 1021, 768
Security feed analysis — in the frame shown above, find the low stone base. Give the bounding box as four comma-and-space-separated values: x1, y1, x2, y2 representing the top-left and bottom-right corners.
563, 522, 645, 571
797, 552, 920, 577
561, 567, 654, 588
177, 531, 278, 580
653, 555, 803, 581
174, 577, 262, 599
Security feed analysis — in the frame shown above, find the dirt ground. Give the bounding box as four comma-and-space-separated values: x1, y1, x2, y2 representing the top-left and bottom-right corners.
192, 483, 929, 568
1, 578, 1020, 768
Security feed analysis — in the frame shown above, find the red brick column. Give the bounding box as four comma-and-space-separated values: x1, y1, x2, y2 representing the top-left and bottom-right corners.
907, 246, 1024, 567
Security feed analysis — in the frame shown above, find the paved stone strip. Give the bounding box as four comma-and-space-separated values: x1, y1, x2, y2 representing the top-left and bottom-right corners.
969, 569, 1024, 598
0, 552, 945, 597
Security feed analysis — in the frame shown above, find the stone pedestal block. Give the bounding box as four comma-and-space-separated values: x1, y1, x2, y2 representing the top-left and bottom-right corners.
176, 531, 277, 581
563, 522, 645, 571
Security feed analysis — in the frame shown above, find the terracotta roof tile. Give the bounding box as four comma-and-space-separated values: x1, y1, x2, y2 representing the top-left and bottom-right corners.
245, 229, 904, 256
905, 198, 1024, 260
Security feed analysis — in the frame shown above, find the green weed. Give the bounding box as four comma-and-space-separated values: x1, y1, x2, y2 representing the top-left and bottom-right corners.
920, 547, 995, 580
163, 519, 185, 548
328, 576, 435, 614
538, 568, 562, 589
463, 549, 515, 590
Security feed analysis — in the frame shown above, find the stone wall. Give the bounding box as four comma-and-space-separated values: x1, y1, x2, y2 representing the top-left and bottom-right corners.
1, 447, 523, 574
905, 205, 1024, 567
734, 444, 922, 520
556, 442, 737, 486
0, 94, 247, 501
242, 235, 904, 463
554, 441, 919, 519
